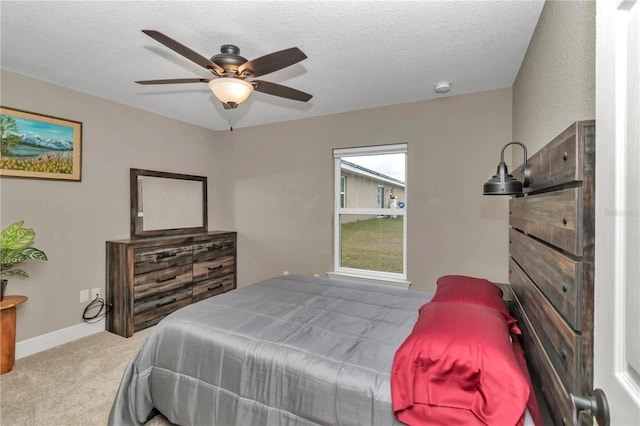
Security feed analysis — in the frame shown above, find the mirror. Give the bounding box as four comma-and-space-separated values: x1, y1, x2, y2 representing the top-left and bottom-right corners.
130, 168, 208, 238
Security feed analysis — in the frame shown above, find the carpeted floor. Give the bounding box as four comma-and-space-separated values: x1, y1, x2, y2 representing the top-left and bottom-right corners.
0, 327, 171, 426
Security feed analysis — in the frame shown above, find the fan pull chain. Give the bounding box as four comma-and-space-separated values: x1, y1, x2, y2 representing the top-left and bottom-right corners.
229, 120, 233, 132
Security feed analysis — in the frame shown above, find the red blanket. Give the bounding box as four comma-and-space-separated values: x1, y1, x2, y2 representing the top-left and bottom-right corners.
391, 301, 532, 425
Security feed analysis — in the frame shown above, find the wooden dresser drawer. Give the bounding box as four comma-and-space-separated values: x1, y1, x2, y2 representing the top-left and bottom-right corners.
134, 244, 193, 274
192, 275, 235, 303
106, 231, 237, 337
133, 264, 192, 301
193, 238, 235, 262
133, 288, 192, 331
193, 255, 235, 283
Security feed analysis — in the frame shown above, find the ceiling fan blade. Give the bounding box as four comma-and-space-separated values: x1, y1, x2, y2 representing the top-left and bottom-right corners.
252, 80, 312, 102
135, 78, 212, 85
142, 30, 225, 75
238, 47, 307, 78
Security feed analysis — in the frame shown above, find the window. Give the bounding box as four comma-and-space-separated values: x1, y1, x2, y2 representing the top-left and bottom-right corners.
333, 144, 407, 285
377, 186, 385, 208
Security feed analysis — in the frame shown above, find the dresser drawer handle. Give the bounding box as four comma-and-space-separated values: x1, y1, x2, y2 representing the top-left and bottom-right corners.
155, 252, 177, 260
156, 298, 177, 308
208, 265, 223, 271
208, 284, 223, 291
156, 276, 177, 283
208, 244, 231, 251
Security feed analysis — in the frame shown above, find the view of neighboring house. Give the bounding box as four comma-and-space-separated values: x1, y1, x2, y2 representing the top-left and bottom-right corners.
340, 160, 405, 212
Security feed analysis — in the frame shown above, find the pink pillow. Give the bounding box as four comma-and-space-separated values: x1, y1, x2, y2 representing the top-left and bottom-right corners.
430, 275, 520, 334
392, 302, 531, 425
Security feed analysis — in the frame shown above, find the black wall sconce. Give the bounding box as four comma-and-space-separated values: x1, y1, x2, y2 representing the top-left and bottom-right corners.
483, 142, 531, 195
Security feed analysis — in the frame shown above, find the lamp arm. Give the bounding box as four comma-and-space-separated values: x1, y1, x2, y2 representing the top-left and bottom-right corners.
499, 141, 530, 187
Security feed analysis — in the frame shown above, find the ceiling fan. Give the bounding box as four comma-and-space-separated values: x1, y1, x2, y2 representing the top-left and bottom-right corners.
135, 30, 312, 109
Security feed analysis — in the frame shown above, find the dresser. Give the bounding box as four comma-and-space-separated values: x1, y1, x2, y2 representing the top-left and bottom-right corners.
106, 231, 236, 337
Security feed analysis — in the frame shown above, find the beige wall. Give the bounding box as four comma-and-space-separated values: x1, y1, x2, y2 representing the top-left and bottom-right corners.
0, 70, 226, 341
513, 0, 596, 154
221, 88, 513, 292
1, 69, 512, 343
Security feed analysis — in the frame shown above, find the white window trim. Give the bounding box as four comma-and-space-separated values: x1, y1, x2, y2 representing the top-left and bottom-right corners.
332, 144, 408, 284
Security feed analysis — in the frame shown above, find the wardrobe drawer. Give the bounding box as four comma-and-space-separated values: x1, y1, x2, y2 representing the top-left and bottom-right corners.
193, 238, 235, 262
133, 288, 192, 331
134, 244, 193, 274
133, 264, 192, 301
193, 255, 235, 283
192, 274, 235, 303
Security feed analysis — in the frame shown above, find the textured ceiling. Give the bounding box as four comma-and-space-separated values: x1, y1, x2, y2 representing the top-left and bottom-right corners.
0, 1, 544, 131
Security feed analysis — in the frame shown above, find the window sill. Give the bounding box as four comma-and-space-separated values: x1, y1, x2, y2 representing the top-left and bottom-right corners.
326, 271, 411, 290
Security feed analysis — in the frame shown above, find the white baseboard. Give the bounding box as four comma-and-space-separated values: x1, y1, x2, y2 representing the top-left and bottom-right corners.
15, 319, 105, 360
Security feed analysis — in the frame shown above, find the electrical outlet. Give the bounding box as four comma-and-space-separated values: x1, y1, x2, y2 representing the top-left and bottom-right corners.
283, 270, 289, 275
313, 274, 320, 277
91, 288, 100, 300
80, 289, 89, 303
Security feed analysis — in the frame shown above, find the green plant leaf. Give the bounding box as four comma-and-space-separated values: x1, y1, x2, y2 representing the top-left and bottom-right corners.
0, 222, 46, 278
0, 268, 29, 278
0, 221, 35, 251
1, 248, 48, 266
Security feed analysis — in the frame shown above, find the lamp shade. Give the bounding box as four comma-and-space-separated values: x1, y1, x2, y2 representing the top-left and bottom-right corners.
482, 141, 530, 196
208, 78, 253, 105
483, 162, 523, 195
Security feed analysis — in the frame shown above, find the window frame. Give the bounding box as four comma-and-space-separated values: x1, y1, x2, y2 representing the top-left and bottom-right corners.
377, 185, 385, 208
332, 144, 408, 285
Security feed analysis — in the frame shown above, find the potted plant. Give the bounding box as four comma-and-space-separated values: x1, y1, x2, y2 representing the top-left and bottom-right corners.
0, 221, 48, 301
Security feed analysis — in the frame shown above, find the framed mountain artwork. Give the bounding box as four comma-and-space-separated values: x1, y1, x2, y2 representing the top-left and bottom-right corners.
0, 107, 82, 181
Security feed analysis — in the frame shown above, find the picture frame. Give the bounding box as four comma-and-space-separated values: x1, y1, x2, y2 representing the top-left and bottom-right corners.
0, 106, 82, 181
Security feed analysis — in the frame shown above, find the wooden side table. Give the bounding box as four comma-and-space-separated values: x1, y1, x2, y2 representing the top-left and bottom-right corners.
1, 295, 28, 374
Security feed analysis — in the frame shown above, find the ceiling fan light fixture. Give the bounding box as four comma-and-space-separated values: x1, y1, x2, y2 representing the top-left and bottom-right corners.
208, 78, 254, 105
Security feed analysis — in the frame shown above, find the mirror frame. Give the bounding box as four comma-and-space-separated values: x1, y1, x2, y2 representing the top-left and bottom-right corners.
130, 168, 208, 238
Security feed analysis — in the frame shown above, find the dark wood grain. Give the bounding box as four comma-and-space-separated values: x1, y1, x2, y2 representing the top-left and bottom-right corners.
133, 244, 193, 274
509, 229, 582, 330
510, 258, 581, 394
512, 120, 594, 191
105, 241, 134, 337
133, 264, 193, 301
509, 120, 595, 424
106, 231, 237, 337
510, 188, 582, 256
192, 276, 235, 303
193, 256, 235, 283
511, 293, 574, 426
133, 288, 193, 326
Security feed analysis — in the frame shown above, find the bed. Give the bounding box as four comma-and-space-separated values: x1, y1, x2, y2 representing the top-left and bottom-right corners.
109, 120, 596, 426
109, 273, 539, 426
109, 274, 431, 425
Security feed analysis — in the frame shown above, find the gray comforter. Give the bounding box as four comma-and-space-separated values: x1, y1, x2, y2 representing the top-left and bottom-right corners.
108, 275, 431, 426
